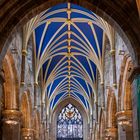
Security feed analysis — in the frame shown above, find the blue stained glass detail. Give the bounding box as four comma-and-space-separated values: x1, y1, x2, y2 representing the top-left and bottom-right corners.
57, 104, 83, 139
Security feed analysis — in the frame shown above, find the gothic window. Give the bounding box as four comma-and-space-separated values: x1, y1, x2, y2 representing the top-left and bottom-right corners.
57, 104, 83, 140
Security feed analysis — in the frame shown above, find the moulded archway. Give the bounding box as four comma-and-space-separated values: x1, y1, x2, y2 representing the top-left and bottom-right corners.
21, 90, 33, 129
106, 88, 117, 128
117, 54, 134, 140
2, 50, 19, 110
51, 97, 89, 140
20, 90, 34, 140
0, 0, 139, 66
106, 88, 117, 140
118, 54, 133, 111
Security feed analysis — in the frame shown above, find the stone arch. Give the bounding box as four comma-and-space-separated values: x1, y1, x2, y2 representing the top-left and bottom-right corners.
99, 109, 106, 140
2, 50, 19, 110
51, 97, 89, 140
20, 90, 33, 128
0, 0, 139, 66
107, 88, 117, 128
118, 54, 133, 111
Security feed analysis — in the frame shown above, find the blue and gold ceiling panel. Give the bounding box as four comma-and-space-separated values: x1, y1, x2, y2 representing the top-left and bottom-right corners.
34, 3, 104, 110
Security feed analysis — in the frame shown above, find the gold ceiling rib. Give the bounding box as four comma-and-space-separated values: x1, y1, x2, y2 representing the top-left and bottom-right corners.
27, 3, 117, 111
67, 3, 71, 97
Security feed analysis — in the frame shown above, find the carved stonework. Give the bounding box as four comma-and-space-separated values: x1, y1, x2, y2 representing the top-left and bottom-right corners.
2, 110, 21, 140
22, 128, 34, 140
116, 110, 132, 131
2, 110, 21, 123
105, 127, 117, 139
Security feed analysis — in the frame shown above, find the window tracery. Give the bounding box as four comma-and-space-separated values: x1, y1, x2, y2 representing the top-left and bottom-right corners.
57, 104, 83, 140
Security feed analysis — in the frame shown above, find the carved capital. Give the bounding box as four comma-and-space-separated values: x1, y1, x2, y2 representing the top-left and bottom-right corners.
110, 50, 115, 55
116, 110, 132, 130
2, 110, 21, 124
22, 49, 28, 56
22, 128, 34, 139
105, 127, 117, 138
34, 82, 38, 87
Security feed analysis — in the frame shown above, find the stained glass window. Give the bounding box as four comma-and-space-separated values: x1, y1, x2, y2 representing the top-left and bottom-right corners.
57, 104, 83, 140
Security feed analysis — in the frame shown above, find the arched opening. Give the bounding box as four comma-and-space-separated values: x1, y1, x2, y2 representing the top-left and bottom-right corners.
20, 90, 34, 140
21, 91, 32, 129
105, 88, 117, 140
57, 103, 83, 140
51, 98, 88, 140
107, 88, 117, 128
0, 1, 139, 140
117, 54, 134, 140
3, 50, 19, 110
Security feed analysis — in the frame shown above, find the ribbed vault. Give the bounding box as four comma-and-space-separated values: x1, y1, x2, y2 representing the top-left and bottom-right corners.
24, 3, 115, 113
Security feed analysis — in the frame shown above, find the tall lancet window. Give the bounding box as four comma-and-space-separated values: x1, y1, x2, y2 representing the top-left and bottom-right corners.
57, 104, 83, 140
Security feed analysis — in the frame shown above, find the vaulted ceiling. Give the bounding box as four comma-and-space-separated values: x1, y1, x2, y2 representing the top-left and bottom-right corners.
32, 3, 109, 112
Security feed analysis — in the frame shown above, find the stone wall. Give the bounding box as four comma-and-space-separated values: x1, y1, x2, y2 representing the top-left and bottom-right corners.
97, 31, 134, 140
4, 29, 35, 105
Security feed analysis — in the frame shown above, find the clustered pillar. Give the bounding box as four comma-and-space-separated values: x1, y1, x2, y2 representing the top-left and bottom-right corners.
0, 68, 22, 140
110, 49, 117, 88
2, 110, 21, 140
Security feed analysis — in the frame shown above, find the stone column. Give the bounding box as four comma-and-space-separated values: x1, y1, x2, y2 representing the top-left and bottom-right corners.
2, 110, 21, 140
0, 69, 5, 140
34, 130, 39, 140
21, 49, 27, 85
21, 128, 34, 140
40, 122, 45, 140
101, 83, 105, 109
45, 128, 49, 140
95, 101, 98, 122
110, 50, 117, 88
95, 123, 99, 140
0, 68, 22, 140
46, 116, 50, 140
34, 82, 38, 109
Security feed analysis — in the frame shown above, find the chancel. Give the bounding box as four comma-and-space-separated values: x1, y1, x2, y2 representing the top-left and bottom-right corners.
0, 1, 140, 140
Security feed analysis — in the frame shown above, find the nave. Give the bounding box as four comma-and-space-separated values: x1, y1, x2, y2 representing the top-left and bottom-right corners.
0, 1, 140, 140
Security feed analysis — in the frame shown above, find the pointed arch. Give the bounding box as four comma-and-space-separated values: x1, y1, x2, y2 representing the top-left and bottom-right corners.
118, 54, 133, 111
2, 50, 19, 110
21, 90, 33, 128
107, 88, 117, 128
51, 97, 89, 140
